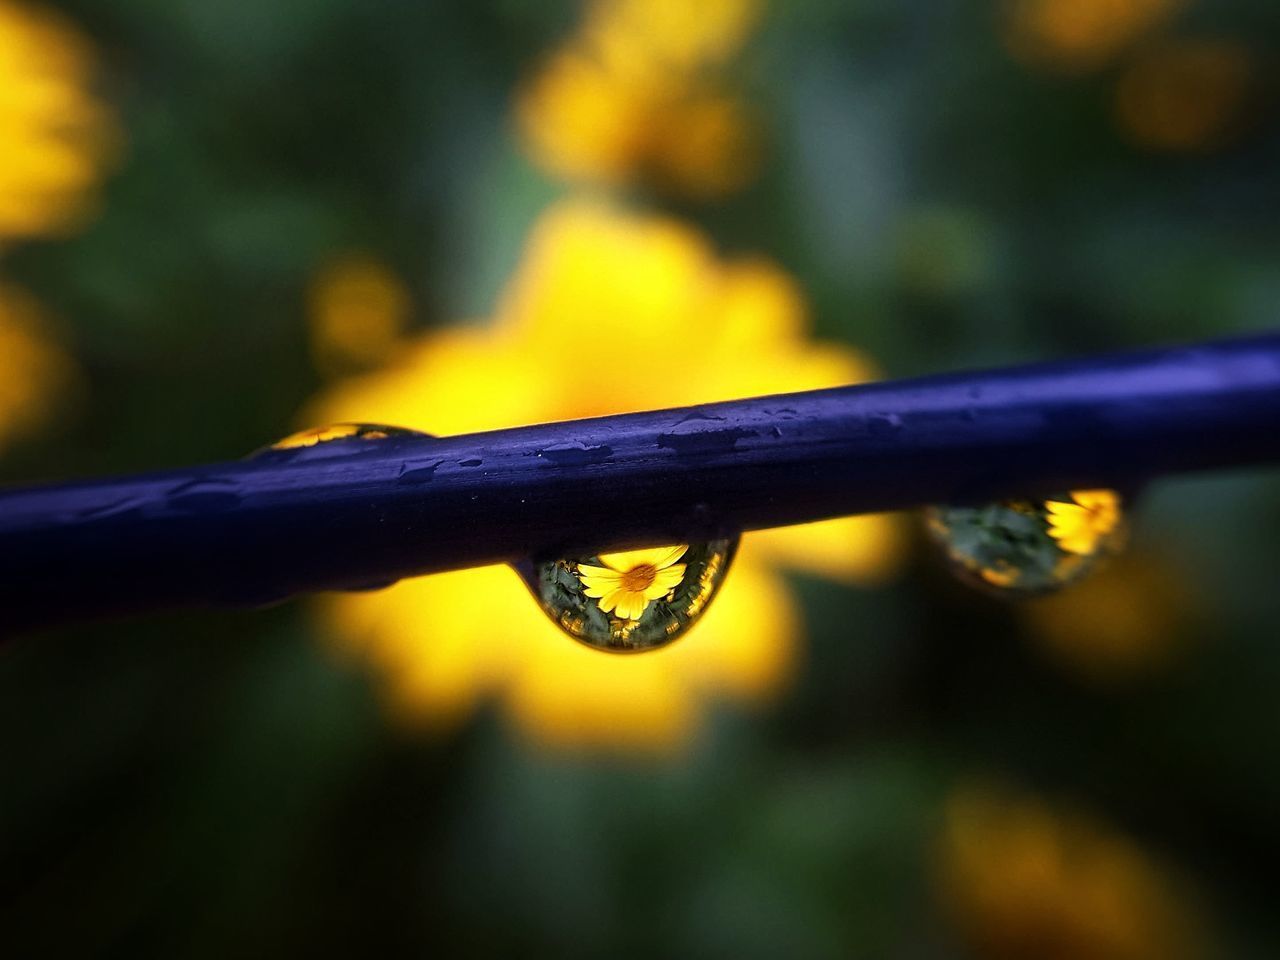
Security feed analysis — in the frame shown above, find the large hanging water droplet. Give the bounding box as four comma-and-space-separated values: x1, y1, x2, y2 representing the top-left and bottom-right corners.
517, 538, 738, 653
925, 489, 1127, 596
248, 422, 431, 460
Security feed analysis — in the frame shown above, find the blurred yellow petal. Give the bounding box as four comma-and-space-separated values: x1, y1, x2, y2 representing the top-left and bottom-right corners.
1023, 551, 1197, 682
514, 46, 647, 186
662, 552, 799, 702
1115, 40, 1253, 153
514, 0, 762, 196
497, 199, 713, 356
1001, 0, 1183, 73
0, 282, 79, 455
0, 0, 118, 240
584, 0, 761, 75
323, 564, 534, 729
937, 781, 1207, 959
748, 514, 907, 586
302, 326, 548, 436
308, 255, 411, 377
309, 199, 895, 753
504, 635, 701, 753
652, 93, 759, 198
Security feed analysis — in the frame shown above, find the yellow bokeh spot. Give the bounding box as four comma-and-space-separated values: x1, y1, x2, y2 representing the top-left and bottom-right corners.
1023, 551, 1196, 681
0, 0, 118, 240
1115, 40, 1252, 153
937, 782, 1206, 960
0, 282, 79, 455
306, 198, 904, 751
514, 0, 761, 197
1001, 0, 1182, 73
308, 255, 411, 377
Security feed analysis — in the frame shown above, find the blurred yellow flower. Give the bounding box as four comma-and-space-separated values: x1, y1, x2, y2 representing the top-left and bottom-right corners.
1046, 489, 1121, 556
0, 0, 118, 241
578, 545, 689, 621
1024, 551, 1196, 681
1001, 0, 1182, 73
1115, 39, 1253, 153
307, 255, 411, 377
937, 782, 1206, 960
306, 198, 905, 752
515, 0, 761, 198
0, 282, 79, 455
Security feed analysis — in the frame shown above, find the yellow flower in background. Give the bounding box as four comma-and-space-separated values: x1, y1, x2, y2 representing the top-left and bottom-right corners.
0, 0, 118, 241
307, 255, 411, 377
937, 782, 1206, 960
307, 198, 905, 752
0, 282, 79, 455
1024, 551, 1197, 682
515, 0, 762, 198
578, 545, 689, 621
1001, 0, 1182, 73
1045, 489, 1121, 556
1114, 40, 1253, 153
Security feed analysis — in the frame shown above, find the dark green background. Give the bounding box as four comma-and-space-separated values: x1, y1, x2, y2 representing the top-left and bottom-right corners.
3, 1, 1279, 956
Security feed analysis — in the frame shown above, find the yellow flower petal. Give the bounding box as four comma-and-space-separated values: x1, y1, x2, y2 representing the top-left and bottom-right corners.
645, 563, 687, 598
748, 514, 907, 585
577, 564, 624, 598
597, 543, 688, 572
309, 200, 896, 752
0, 1, 117, 240
596, 587, 623, 615
937, 781, 1206, 958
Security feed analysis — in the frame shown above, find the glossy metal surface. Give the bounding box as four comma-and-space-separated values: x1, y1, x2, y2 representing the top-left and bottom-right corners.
1, 334, 1278, 632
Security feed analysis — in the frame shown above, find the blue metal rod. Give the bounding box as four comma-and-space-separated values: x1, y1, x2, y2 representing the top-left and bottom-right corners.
1, 333, 1278, 633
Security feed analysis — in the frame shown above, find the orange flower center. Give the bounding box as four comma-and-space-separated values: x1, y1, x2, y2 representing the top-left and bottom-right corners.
621, 564, 658, 592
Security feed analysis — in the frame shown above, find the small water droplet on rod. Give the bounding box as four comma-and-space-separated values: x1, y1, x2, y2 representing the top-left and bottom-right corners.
517, 538, 738, 653
925, 489, 1127, 596
247, 423, 431, 460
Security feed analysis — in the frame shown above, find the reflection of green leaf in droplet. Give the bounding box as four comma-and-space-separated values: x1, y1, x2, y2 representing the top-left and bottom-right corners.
926, 494, 1124, 598
529, 539, 737, 653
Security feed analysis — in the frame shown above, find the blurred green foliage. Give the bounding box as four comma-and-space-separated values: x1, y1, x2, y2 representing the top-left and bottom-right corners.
2, 0, 1280, 956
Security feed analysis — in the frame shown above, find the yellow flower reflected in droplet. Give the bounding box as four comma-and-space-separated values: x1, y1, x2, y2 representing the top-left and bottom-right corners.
578, 545, 689, 621
0, 0, 118, 240
306, 198, 905, 753
1045, 489, 1122, 556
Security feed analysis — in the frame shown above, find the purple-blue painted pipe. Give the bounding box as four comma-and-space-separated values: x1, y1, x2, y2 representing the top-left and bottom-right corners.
1, 334, 1278, 633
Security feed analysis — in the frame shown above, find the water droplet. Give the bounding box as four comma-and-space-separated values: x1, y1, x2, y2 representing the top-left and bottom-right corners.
925, 489, 1127, 596
248, 423, 431, 460
517, 538, 738, 653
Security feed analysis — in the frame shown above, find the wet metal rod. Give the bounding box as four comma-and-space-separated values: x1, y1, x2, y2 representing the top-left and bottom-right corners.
1, 333, 1278, 633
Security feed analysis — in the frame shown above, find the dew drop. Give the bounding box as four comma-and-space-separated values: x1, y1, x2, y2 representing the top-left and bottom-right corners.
516, 538, 738, 653
248, 423, 431, 460
925, 489, 1127, 596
